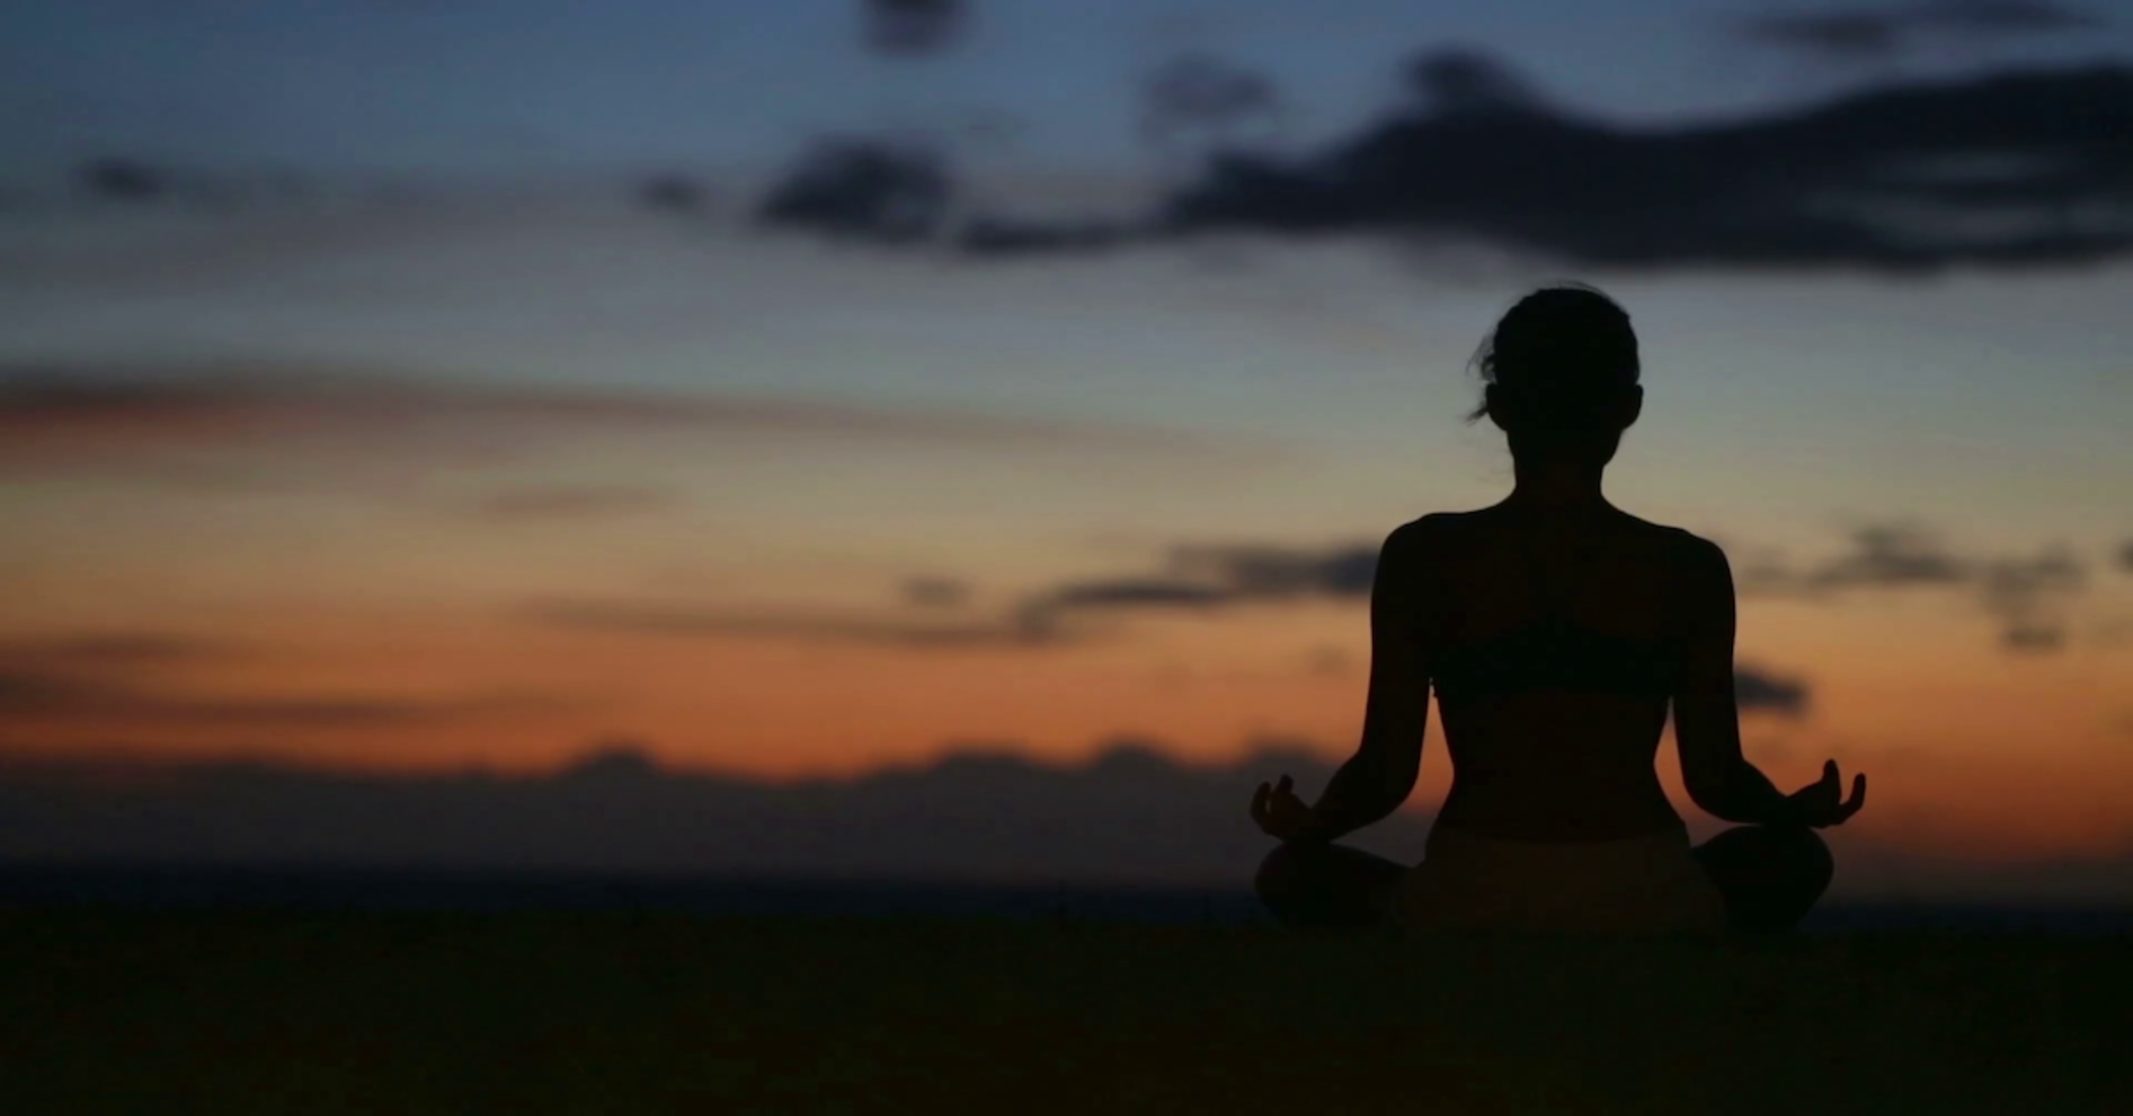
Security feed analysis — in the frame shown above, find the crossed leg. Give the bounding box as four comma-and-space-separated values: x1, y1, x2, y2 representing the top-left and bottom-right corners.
1689, 824, 1834, 933
1254, 824, 1834, 933
1253, 841, 1408, 930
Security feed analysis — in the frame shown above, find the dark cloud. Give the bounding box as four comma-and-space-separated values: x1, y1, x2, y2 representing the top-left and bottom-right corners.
463, 486, 677, 521
0, 363, 1251, 476
2119, 539, 2133, 571
757, 140, 953, 244
962, 541, 1382, 639
69, 156, 321, 212
1027, 541, 1380, 620
75, 157, 170, 203
0, 738, 1390, 883
1742, 11, 1906, 58
1045, 578, 1236, 610
1403, 48, 1549, 116
1157, 58, 2133, 270
1805, 524, 1971, 588
1977, 547, 2085, 652
1168, 542, 1380, 598
901, 577, 972, 609
1732, 526, 1933, 595
1739, 523, 2089, 651
1735, 664, 1812, 716
1927, 0, 2107, 34
635, 173, 712, 215
824, 56, 2133, 271
1999, 621, 2067, 651
863, 0, 969, 57
1740, 2, 2108, 60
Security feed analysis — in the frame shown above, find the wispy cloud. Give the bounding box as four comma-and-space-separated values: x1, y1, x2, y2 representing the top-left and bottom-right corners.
1737, 1, 2107, 61
544, 517, 2104, 663
1140, 54, 1285, 147
1025, 540, 1379, 621
0, 632, 231, 669
862, 0, 970, 57
1164, 542, 1379, 598
522, 599, 1067, 649
1741, 523, 2090, 652
526, 539, 1382, 650
535, 515, 2104, 660
0, 671, 566, 730
1740, 9, 1904, 58
529, 537, 1819, 714
901, 576, 972, 609
0, 362, 1266, 478
0, 632, 570, 730
1793, 524, 1972, 589
1978, 549, 2086, 651
460, 485, 679, 521
1042, 578, 1236, 610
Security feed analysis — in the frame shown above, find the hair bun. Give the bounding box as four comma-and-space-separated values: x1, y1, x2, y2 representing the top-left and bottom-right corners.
1469, 284, 1639, 425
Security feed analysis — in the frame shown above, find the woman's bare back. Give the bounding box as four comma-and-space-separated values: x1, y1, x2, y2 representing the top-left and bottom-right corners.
1406, 502, 1711, 841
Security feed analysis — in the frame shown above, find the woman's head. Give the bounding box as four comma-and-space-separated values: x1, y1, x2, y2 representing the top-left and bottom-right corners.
1469, 284, 1643, 466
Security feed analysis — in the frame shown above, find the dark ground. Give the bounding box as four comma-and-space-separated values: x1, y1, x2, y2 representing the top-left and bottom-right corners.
2, 906, 2127, 1114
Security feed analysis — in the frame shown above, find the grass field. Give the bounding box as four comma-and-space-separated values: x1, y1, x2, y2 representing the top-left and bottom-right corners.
3, 909, 2126, 1114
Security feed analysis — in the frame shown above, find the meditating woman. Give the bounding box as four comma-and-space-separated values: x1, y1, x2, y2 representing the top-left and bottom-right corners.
1250, 285, 1864, 934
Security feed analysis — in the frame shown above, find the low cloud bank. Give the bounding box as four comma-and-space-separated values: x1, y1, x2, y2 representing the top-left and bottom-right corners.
3, 738, 2124, 901
0, 739, 1389, 886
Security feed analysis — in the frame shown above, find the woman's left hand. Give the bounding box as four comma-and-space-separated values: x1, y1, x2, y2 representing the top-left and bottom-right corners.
1250, 774, 1317, 841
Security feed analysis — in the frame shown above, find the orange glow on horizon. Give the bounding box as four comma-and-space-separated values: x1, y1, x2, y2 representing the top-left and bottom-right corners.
3, 590, 2126, 864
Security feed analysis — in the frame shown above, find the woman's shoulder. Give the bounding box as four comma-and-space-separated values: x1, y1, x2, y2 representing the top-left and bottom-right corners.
1608, 516, 1731, 586
1607, 511, 1722, 553
1386, 509, 1482, 550
1398, 505, 1496, 532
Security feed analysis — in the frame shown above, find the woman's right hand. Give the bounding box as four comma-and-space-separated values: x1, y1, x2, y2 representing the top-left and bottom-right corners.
1786, 759, 1866, 827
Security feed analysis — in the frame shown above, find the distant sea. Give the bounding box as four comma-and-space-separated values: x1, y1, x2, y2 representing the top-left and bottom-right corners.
0, 863, 2127, 936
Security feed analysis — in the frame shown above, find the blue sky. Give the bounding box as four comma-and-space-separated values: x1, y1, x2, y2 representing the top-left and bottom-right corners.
7, 0, 2131, 178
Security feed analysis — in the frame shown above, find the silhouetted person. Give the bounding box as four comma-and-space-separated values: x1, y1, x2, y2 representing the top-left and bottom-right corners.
1251, 286, 1864, 934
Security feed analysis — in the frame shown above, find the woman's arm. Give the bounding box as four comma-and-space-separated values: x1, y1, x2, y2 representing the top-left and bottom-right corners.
1672, 537, 1808, 826
1287, 521, 1433, 845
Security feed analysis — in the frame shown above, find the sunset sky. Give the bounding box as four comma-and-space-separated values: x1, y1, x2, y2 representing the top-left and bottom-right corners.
2, 1, 2130, 893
